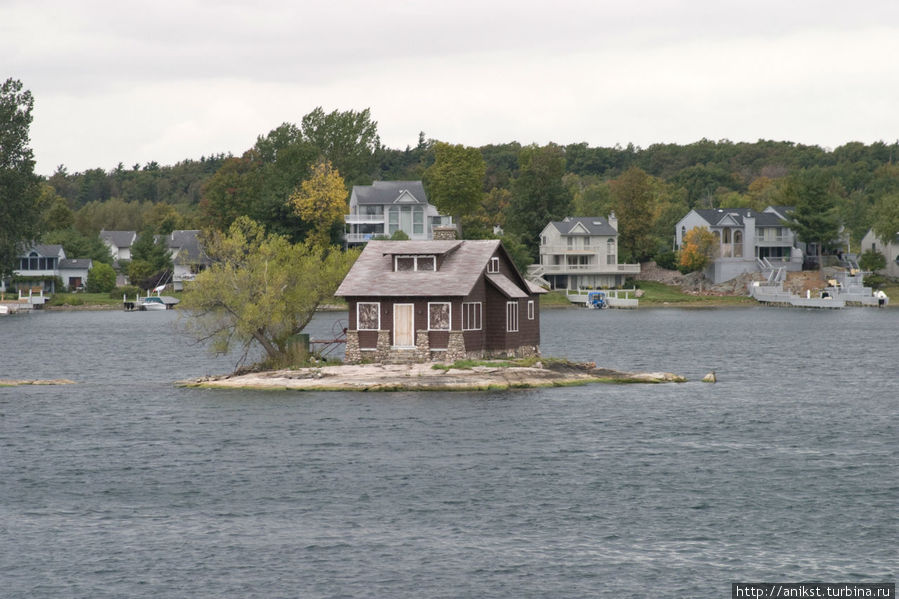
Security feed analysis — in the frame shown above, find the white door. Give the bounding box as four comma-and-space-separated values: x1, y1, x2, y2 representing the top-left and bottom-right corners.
393, 304, 414, 347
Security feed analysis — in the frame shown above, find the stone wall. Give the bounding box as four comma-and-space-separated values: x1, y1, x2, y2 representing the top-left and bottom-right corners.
345, 329, 540, 365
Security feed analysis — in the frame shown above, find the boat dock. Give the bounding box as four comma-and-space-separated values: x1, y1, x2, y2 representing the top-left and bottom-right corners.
749, 269, 887, 309
565, 288, 639, 308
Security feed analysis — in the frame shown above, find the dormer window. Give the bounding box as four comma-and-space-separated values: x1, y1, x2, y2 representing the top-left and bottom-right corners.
487, 257, 499, 273
394, 255, 436, 272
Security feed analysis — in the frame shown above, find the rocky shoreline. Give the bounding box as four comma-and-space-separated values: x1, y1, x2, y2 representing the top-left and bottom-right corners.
0, 379, 76, 386
178, 360, 686, 392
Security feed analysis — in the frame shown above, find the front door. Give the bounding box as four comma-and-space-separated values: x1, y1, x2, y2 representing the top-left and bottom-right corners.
393, 304, 414, 347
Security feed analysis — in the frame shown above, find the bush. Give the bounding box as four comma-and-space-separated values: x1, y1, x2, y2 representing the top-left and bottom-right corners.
654, 250, 678, 271
864, 274, 887, 289
859, 249, 886, 273
86, 262, 117, 293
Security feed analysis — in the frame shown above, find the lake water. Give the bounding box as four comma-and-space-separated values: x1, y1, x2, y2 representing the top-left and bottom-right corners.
1, 307, 896, 598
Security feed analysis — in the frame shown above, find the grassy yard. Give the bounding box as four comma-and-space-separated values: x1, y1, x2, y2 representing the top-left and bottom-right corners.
635, 281, 755, 306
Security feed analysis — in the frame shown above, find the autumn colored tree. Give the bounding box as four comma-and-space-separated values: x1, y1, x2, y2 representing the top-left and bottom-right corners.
287, 160, 347, 247
678, 226, 718, 273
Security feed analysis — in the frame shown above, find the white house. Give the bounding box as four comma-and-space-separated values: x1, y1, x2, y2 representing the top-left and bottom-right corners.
532, 214, 641, 290
675, 206, 803, 284
162, 230, 209, 290
860, 230, 899, 277
344, 180, 453, 246
100, 230, 137, 262
1, 244, 93, 293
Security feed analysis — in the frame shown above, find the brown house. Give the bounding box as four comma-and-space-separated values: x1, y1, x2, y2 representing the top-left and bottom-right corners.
336, 239, 546, 364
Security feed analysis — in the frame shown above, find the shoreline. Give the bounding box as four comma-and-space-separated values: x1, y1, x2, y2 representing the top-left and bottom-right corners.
177, 360, 687, 392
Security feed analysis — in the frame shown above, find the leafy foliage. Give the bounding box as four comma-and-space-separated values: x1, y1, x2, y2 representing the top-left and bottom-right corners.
287, 160, 347, 247
86, 262, 117, 293
0, 78, 42, 277
507, 144, 571, 250
780, 169, 840, 269
611, 167, 657, 262
424, 142, 486, 227
858, 249, 886, 273
678, 227, 718, 273
179, 217, 359, 367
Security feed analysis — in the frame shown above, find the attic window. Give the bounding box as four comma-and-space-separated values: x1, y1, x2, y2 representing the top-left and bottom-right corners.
394, 255, 436, 272
488, 257, 499, 273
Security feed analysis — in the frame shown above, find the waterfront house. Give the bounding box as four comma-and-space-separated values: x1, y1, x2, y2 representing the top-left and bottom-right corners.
1, 244, 93, 293
335, 235, 545, 364
344, 180, 454, 246
163, 230, 209, 290
100, 230, 137, 262
860, 229, 899, 277
674, 206, 803, 283
531, 214, 640, 290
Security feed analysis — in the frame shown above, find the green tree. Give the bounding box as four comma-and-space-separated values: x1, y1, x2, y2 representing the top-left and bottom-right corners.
858, 249, 886, 273
0, 78, 42, 277
287, 160, 347, 247
781, 170, 840, 271
507, 144, 571, 254
40, 184, 75, 232
129, 228, 172, 285
86, 262, 117, 293
870, 192, 899, 249
179, 217, 359, 367
611, 167, 657, 262
301, 107, 379, 185
42, 229, 113, 264
424, 142, 486, 232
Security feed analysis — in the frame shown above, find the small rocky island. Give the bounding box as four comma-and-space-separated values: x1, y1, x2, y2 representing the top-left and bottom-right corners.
178, 360, 686, 392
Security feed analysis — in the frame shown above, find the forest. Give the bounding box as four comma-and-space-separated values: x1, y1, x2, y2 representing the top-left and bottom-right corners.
35, 106, 899, 267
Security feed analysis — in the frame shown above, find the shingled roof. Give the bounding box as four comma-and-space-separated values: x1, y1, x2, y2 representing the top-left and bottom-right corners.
335, 240, 541, 297
547, 217, 617, 236
693, 208, 788, 228
352, 180, 427, 205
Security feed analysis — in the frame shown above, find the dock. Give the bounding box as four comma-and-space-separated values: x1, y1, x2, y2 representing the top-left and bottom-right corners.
565, 287, 639, 308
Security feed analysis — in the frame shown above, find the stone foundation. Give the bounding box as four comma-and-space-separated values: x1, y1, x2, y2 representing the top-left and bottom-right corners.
344, 329, 540, 365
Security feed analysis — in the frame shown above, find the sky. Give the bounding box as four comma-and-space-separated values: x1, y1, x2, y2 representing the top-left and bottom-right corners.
4, 0, 899, 176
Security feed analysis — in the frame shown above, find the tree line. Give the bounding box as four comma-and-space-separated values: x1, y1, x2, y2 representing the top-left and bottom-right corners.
38, 124, 899, 269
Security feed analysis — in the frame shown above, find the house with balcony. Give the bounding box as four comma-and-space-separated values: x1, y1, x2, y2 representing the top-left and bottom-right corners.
675, 206, 803, 284
532, 214, 640, 290
344, 180, 453, 246
1, 244, 94, 294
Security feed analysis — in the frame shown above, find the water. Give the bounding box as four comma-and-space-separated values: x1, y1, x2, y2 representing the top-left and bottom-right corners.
1, 307, 896, 598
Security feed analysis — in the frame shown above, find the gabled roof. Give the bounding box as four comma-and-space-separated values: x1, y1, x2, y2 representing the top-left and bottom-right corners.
693, 206, 794, 228
100, 230, 136, 248
163, 230, 209, 265
336, 239, 538, 297
23, 244, 65, 258
486, 273, 528, 298
59, 258, 92, 269
547, 217, 617, 236
352, 180, 428, 206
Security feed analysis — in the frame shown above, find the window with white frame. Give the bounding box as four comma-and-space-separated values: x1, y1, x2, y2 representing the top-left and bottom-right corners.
488, 257, 499, 273
607, 239, 616, 265
428, 302, 451, 330
357, 302, 380, 330
527, 300, 534, 320
462, 302, 482, 330
394, 255, 436, 272
506, 301, 519, 332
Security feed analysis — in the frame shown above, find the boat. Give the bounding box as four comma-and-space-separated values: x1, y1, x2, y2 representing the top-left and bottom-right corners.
138, 295, 168, 311
587, 291, 607, 309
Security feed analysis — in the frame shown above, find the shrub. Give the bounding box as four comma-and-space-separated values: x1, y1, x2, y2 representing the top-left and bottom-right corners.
112, 285, 142, 300
864, 274, 887, 289
86, 262, 117, 293
859, 249, 886, 273
654, 250, 678, 271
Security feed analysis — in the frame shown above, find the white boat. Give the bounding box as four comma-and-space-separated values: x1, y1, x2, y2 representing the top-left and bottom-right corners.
138, 296, 168, 311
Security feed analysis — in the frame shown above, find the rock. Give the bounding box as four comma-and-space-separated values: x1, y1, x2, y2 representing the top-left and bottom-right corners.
702, 371, 717, 383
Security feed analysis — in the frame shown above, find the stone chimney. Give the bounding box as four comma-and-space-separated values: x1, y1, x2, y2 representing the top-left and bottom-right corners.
608, 211, 618, 231
432, 225, 458, 241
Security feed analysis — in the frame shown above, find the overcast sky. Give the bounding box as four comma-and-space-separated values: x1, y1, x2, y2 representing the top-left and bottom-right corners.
5, 0, 899, 176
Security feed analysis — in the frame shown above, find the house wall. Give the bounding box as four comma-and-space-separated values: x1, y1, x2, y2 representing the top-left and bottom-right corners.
675, 211, 711, 248
860, 231, 899, 277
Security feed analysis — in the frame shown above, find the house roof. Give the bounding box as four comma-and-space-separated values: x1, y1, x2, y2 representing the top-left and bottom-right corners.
24, 244, 64, 258
352, 180, 428, 205
163, 230, 209, 265
100, 230, 136, 248
59, 258, 92, 269
692, 207, 793, 228
547, 217, 617, 236
336, 239, 537, 298
486, 273, 528, 298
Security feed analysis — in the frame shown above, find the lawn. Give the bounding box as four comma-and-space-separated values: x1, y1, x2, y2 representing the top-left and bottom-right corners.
633, 281, 755, 307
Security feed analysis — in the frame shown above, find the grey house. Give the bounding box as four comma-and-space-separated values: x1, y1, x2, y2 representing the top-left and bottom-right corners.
675, 206, 803, 283
344, 180, 453, 246
860, 230, 899, 277
1, 244, 93, 293
532, 215, 640, 290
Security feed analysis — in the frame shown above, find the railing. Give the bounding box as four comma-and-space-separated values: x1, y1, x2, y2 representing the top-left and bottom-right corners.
344, 214, 385, 224
540, 262, 641, 274
616, 264, 641, 273
345, 233, 375, 243
541, 245, 598, 254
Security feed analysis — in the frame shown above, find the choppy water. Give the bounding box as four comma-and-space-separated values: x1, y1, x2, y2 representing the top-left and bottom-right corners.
1, 307, 896, 598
